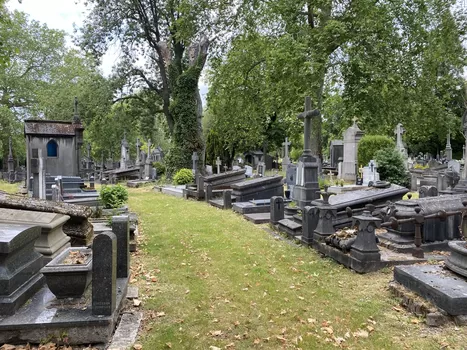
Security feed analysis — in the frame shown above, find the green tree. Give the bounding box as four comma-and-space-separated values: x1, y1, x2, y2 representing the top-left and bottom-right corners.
78, 0, 237, 173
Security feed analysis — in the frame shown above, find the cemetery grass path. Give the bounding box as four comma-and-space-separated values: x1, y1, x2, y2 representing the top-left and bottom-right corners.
128, 187, 465, 349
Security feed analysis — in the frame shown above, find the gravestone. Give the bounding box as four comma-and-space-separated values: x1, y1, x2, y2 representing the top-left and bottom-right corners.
448, 160, 460, 174
206, 165, 213, 175
216, 157, 222, 174
270, 196, 284, 224
192, 152, 199, 176
0, 224, 44, 315
256, 162, 265, 177
293, 97, 321, 209
144, 139, 152, 179
231, 176, 283, 202
245, 165, 253, 177
301, 206, 319, 246
92, 231, 117, 316
395, 123, 408, 158
329, 140, 344, 169
282, 138, 291, 167
362, 160, 380, 186
223, 190, 232, 210
445, 132, 452, 161
120, 132, 130, 170
285, 163, 297, 198
342, 119, 364, 182
111, 216, 130, 278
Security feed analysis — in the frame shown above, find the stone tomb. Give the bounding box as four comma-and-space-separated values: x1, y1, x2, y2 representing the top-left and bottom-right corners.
0, 224, 44, 315
183, 169, 246, 200
0, 208, 71, 264
0, 220, 130, 344
231, 175, 283, 203
379, 194, 466, 253
313, 184, 409, 228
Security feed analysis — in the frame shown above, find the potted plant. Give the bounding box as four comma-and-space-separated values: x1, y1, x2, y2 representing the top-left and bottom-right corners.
41, 247, 92, 299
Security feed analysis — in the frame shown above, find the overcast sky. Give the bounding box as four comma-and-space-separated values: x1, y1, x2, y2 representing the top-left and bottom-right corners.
6, 0, 209, 102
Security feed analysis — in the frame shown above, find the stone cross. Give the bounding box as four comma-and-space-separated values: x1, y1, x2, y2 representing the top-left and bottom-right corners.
282, 137, 291, 166
216, 156, 222, 173
394, 123, 405, 149
297, 96, 320, 157
445, 131, 452, 161
135, 138, 141, 165
192, 151, 199, 174
146, 139, 152, 164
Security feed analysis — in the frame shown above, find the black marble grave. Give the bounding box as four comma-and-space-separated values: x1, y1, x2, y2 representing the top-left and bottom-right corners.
394, 265, 467, 316
0, 224, 44, 315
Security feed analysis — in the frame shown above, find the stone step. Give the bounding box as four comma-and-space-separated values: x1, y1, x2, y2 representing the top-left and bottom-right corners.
244, 213, 271, 224
278, 218, 302, 238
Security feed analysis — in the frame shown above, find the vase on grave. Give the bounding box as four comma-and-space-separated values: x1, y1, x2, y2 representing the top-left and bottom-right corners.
41, 247, 92, 299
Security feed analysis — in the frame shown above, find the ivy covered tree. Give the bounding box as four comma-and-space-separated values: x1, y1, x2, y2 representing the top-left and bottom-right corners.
78, 0, 237, 173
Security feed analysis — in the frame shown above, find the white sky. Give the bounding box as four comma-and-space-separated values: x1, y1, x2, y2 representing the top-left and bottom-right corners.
7, 0, 119, 76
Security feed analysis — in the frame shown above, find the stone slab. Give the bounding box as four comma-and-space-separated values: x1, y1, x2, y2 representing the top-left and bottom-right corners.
278, 219, 302, 238
0, 278, 129, 344
232, 202, 271, 215
160, 186, 185, 198
126, 286, 138, 299
244, 213, 271, 224
394, 265, 467, 315
108, 312, 143, 350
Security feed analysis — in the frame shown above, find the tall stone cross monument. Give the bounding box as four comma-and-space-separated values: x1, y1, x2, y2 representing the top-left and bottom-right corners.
445, 131, 452, 161
292, 96, 321, 209
394, 123, 407, 158
282, 137, 291, 167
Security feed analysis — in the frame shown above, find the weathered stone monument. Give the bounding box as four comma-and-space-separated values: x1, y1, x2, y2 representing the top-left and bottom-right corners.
293, 96, 320, 209
395, 123, 408, 158
445, 132, 452, 161
342, 119, 364, 181
120, 132, 130, 170
282, 137, 291, 167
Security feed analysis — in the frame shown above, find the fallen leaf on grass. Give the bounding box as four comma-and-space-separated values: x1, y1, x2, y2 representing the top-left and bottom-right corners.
225, 343, 235, 348
353, 329, 369, 338
210, 330, 223, 337
392, 306, 403, 312
321, 327, 334, 335
165, 343, 172, 348
308, 318, 317, 324
209, 347, 221, 350
276, 335, 287, 343
157, 311, 166, 317
133, 299, 141, 307
253, 338, 261, 345
410, 319, 421, 324
1, 345, 16, 350
133, 344, 143, 350
367, 326, 375, 332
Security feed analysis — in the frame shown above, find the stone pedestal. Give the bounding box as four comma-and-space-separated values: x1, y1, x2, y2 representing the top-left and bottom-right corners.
0, 208, 71, 265
111, 216, 130, 279
313, 205, 337, 243
293, 155, 320, 209
342, 122, 364, 182
350, 212, 381, 267
223, 190, 232, 210
0, 224, 44, 315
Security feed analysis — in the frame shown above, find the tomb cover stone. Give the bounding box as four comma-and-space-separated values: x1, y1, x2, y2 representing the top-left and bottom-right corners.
231, 175, 283, 202
0, 223, 44, 315
0, 208, 70, 263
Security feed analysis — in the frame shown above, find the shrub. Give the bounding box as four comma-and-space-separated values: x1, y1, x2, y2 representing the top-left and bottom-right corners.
290, 148, 302, 162
173, 168, 194, 185
375, 148, 409, 187
358, 135, 395, 167
152, 161, 166, 176
99, 185, 129, 209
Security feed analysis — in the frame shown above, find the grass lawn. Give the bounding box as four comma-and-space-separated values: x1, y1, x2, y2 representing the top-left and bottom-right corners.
128, 187, 466, 350
0, 180, 22, 194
